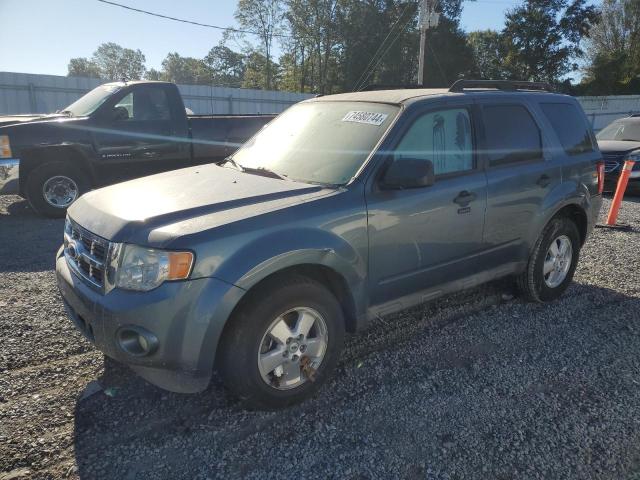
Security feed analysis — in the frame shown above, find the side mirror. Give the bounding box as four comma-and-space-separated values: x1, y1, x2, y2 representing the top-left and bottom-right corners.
381, 158, 435, 189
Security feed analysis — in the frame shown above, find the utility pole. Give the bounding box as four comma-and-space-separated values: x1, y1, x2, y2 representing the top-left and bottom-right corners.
418, 0, 439, 86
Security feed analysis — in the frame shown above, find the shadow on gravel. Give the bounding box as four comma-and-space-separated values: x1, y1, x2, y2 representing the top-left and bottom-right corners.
0, 196, 63, 272
71, 282, 640, 479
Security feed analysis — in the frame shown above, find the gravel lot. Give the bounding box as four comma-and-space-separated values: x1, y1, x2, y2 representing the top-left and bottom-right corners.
1, 193, 640, 480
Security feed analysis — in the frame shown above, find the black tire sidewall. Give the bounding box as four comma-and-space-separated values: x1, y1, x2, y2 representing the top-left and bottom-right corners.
532, 217, 580, 302
26, 162, 90, 218
219, 279, 345, 409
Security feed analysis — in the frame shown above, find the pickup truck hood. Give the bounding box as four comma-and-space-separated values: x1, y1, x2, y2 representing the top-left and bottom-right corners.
0, 113, 67, 128
68, 163, 332, 245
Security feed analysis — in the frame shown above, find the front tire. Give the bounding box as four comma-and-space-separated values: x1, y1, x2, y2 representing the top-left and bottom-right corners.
217, 275, 345, 410
516, 216, 581, 302
25, 162, 90, 218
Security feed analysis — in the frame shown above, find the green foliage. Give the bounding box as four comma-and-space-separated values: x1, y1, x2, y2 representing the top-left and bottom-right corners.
67, 58, 102, 79
235, 0, 285, 90
467, 30, 507, 80
157, 53, 213, 85
579, 0, 640, 94
500, 0, 598, 82
67, 42, 146, 81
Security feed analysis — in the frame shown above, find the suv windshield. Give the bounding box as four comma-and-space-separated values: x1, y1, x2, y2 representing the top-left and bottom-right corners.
63, 84, 122, 117
596, 120, 640, 142
230, 101, 399, 185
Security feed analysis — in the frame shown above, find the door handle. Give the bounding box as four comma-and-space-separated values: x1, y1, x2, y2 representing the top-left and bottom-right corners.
536, 174, 551, 187
453, 190, 477, 206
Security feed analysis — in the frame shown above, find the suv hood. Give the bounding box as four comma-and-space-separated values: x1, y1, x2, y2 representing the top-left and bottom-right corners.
597, 139, 640, 155
68, 163, 332, 245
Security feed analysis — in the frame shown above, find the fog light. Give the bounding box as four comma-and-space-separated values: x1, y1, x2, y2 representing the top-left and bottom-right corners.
117, 326, 158, 356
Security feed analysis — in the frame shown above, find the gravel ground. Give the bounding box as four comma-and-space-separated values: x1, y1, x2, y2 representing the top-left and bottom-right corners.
1, 193, 640, 480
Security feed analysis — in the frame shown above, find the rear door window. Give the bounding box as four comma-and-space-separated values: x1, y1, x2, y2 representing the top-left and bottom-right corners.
540, 103, 595, 155
482, 104, 542, 167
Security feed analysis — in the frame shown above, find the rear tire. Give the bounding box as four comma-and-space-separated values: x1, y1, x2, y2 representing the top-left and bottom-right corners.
25, 162, 90, 218
516, 216, 580, 303
217, 275, 345, 410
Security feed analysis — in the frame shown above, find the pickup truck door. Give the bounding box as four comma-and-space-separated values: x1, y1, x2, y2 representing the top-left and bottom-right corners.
92, 85, 190, 185
474, 98, 561, 266
366, 103, 488, 309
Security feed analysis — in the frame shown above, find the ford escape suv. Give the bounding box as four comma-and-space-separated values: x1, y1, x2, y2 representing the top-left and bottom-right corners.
56, 80, 603, 409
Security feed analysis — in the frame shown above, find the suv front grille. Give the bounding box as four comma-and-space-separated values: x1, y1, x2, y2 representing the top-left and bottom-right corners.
64, 219, 111, 291
603, 154, 622, 173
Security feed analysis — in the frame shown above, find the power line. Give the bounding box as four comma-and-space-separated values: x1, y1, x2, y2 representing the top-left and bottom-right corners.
352, 2, 415, 92
356, 11, 417, 91
95, 0, 295, 38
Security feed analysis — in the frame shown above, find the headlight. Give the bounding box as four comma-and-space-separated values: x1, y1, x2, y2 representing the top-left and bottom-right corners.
115, 244, 194, 292
0, 135, 12, 158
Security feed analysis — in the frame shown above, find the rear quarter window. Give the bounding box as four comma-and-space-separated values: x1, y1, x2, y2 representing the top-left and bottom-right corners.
540, 103, 595, 156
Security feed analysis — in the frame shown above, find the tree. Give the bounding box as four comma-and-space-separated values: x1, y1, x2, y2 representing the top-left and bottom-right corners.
91, 42, 146, 81
501, 0, 599, 82
467, 30, 507, 79
243, 50, 280, 88
204, 42, 246, 87
159, 53, 213, 84
579, 0, 640, 94
67, 58, 102, 78
235, 0, 285, 89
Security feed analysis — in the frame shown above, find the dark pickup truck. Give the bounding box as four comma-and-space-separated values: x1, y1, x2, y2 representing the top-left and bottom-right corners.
0, 81, 275, 216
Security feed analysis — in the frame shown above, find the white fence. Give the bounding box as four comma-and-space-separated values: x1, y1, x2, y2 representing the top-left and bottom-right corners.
1, 72, 639, 130
0, 72, 313, 116
576, 95, 640, 132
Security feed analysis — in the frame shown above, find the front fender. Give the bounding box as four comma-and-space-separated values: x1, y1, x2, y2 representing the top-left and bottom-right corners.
201, 226, 368, 321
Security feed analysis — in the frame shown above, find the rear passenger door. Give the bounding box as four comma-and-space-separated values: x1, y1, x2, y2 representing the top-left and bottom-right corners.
476, 98, 561, 266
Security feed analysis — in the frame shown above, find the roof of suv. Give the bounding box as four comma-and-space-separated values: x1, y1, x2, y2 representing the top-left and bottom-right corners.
307, 86, 571, 106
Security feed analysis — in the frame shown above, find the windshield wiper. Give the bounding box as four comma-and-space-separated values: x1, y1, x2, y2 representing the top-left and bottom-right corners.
222, 158, 288, 180
245, 166, 289, 181
222, 158, 244, 172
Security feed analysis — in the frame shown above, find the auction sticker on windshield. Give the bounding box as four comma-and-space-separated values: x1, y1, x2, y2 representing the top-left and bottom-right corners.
342, 111, 389, 126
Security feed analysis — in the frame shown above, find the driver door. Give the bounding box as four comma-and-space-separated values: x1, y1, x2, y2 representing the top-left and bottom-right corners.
92, 85, 190, 185
366, 104, 488, 308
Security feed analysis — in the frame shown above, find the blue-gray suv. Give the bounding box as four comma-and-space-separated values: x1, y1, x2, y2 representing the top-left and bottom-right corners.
56, 80, 604, 409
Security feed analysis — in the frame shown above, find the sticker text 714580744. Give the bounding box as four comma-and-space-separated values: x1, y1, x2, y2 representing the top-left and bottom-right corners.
342, 111, 389, 126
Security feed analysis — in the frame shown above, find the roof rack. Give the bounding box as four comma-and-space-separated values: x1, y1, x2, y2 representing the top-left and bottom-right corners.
360, 84, 424, 91
448, 79, 554, 93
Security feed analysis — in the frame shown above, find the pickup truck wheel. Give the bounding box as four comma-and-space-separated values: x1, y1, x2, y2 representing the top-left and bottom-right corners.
217, 276, 345, 410
516, 216, 580, 303
26, 163, 90, 218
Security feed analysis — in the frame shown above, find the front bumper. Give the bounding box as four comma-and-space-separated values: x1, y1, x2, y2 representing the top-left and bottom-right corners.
56, 247, 245, 393
0, 158, 19, 194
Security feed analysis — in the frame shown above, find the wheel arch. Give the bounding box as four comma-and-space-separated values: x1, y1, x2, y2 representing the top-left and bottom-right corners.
19, 144, 95, 195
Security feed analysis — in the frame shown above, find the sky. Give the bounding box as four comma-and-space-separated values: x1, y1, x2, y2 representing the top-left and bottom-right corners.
0, 0, 575, 77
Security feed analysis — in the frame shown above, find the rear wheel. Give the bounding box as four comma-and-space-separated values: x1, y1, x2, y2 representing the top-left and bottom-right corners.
26, 162, 90, 218
217, 276, 345, 410
516, 216, 580, 302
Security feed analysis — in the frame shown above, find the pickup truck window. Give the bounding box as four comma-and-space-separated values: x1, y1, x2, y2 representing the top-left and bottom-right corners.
483, 104, 542, 167
231, 101, 399, 185
393, 108, 474, 175
113, 88, 171, 121
63, 84, 121, 117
